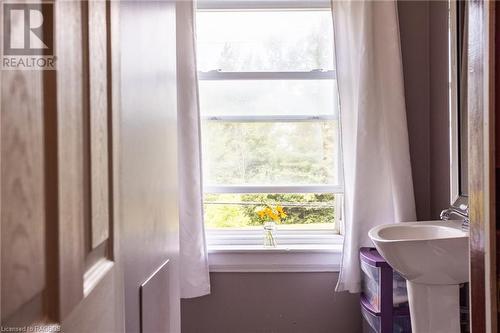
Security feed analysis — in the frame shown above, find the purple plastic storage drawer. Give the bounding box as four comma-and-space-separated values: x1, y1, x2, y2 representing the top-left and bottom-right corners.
360, 248, 409, 313
361, 303, 411, 333
360, 247, 411, 333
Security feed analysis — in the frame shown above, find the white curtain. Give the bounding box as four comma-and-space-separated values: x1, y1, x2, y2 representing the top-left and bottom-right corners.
177, 0, 210, 298
332, 0, 416, 292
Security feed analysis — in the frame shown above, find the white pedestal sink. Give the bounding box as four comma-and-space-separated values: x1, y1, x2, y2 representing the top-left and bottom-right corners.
369, 221, 469, 333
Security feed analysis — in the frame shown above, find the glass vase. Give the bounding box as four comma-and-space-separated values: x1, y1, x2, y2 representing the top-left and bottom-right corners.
263, 221, 277, 248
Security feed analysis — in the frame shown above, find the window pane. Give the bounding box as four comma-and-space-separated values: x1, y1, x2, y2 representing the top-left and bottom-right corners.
201, 121, 339, 185
204, 193, 338, 230
196, 10, 335, 72
199, 79, 338, 117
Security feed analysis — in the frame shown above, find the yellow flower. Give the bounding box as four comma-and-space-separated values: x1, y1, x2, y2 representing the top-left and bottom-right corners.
256, 205, 287, 224
271, 214, 280, 222
268, 210, 279, 222
276, 206, 287, 218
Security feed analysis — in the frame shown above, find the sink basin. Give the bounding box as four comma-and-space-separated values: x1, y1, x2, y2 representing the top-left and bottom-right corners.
369, 220, 469, 333
369, 220, 469, 284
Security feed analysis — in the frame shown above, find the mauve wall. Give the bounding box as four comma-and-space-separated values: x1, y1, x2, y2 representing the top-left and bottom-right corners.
400, 0, 450, 221
181, 2, 450, 332
182, 273, 360, 333
399, 0, 432, 220
401, 0, 451, 221
428, 0, 451, 218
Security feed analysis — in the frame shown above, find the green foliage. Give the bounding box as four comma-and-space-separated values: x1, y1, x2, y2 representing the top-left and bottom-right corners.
199, 11, 338, 230
204, 193, 336, 229
204, 202, 251, 228
202, 122, 338, 186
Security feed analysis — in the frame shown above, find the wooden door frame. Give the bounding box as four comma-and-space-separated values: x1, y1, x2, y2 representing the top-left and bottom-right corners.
468, 0, 497, 332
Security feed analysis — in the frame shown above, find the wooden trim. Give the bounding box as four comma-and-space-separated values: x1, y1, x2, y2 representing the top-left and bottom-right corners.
1, 44, 46, 326
54, 0, 86, 320
496, 0, 500, 327
83, 258, 113, 297
43, 46, 59, 323
468, 0, 497, 331
108, 1, 125, 330
81, 0, 92, 257
88, 0, 111, 249
486, 2, 497, 330
0, 5, 2, 321
107, 0, 119, 262
468, 1, 485, 331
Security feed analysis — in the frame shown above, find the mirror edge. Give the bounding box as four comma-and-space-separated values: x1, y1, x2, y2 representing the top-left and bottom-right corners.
449, 0, 469, 214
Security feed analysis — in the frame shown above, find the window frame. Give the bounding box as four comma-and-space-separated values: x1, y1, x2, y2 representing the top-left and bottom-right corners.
198, 70, 339, 122
197, 0, 344, 256
198, 70, 336, 81
197, 0, 332, 10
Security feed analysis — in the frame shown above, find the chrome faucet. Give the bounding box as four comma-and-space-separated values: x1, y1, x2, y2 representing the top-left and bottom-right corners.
440, 204, 469, 231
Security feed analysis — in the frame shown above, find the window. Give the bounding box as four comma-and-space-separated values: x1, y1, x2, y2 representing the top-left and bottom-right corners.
197, 1, 342, 246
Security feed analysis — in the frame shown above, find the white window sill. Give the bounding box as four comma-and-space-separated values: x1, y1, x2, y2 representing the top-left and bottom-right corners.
208, 243, 342, 273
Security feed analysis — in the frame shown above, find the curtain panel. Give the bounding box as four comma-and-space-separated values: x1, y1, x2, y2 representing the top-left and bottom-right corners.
177, 0, 211, 298
331, 0, 417, 292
